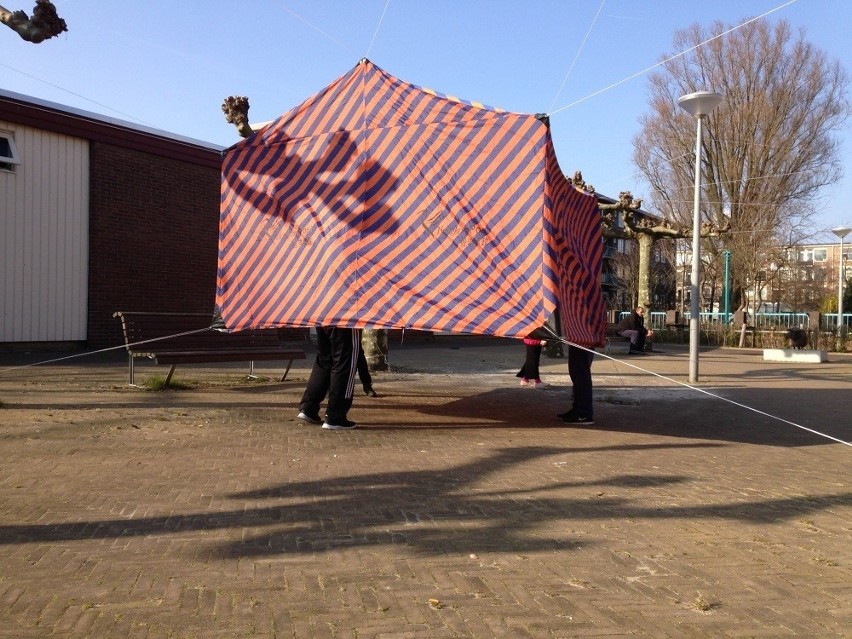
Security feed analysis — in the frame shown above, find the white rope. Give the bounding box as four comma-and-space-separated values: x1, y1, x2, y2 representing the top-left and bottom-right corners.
3, 323, 847, 446
598, 153, 822, 195
541, 326, 850, 448
0, 62, 155, 126
365, 0, 391, 60
548, 0, 798, 117
0, 327, 214, 375
280, 3, 355, 54
548, 0, 607, 112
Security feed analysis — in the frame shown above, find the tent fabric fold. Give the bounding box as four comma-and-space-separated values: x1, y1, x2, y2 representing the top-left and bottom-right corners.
216, 59, 606, 346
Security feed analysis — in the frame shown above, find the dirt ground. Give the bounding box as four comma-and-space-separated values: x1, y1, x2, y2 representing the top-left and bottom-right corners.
0, 337, 849, 638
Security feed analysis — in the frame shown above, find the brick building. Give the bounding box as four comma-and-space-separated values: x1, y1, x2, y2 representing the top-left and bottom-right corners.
1, 90, 223, 349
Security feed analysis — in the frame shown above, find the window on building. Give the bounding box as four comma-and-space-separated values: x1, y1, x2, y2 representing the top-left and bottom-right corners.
812, 248, 827, 262
0, 132, 20, 172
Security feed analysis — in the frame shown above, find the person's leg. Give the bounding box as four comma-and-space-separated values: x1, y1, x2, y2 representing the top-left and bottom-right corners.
324, 327, 360, 425
635, 328, 647, 351
299, 327, 332, 420
566, 345, 594, 419
620, 329, 638, 346
517, 344, 541, 383
529, 344, 542, 380
356, 348, 374, 394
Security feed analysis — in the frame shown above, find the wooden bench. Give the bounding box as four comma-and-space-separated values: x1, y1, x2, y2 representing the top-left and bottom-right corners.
113, 311, 307, 386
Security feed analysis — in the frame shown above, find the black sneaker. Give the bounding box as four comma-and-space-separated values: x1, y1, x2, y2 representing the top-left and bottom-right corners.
364, 387, 378, 397
561, 413, 594, 425
322, 419, 357, 430
297, 411, 322, 425
556, 410, 575, 420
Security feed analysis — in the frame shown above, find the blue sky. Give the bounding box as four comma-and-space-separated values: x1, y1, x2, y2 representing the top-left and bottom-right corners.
2, 0, 850, 240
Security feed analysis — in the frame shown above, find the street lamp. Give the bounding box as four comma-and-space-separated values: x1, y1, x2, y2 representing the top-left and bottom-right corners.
832, 225, 851, 333
723, 249, 731, 319
678, 91, 723, 383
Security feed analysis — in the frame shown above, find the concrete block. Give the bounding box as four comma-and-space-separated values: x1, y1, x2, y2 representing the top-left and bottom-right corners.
762, 348, 827, 363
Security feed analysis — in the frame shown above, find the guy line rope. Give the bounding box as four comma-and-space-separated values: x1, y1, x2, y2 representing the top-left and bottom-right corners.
2, 324, 847, 449
538, 325, 851, 448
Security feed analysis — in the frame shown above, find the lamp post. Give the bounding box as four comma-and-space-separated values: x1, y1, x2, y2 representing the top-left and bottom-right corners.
723, 249, 731, 320
678, 91, 723, 383
832, 225, 851, 334
678, 240, 688, 317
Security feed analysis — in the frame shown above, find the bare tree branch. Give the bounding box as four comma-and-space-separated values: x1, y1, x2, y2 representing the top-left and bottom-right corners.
633, 18, 850, 311
572, 171, 729, 310
221, 96, 253, 138
0, 1, 66, 43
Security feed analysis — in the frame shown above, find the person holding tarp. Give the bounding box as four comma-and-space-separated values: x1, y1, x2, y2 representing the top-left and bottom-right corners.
357, 349, 378, 397
557, 345, 595, 425
298, 327, 361, 430
539, 312, 596, 425
516, 336, 549, 388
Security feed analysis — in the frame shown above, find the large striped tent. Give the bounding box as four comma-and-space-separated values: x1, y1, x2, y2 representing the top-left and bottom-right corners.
216, 59, 606, 346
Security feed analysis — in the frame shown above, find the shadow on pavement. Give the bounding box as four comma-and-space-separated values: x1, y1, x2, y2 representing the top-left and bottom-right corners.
410, 387, 849, 448
0, 444, 848, 560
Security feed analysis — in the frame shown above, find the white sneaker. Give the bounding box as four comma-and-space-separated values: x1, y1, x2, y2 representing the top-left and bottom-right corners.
322, 419, 357, 430
533, 381, 549, 389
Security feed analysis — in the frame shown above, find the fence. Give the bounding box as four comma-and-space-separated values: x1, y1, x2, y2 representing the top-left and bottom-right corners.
613, 310, 850, 352
629, 311, 850, 331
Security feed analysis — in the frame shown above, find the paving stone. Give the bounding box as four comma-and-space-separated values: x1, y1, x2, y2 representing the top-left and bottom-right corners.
0, 340, 849, 637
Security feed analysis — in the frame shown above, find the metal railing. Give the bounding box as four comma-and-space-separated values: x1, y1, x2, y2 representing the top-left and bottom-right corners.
618, 311, 849, 331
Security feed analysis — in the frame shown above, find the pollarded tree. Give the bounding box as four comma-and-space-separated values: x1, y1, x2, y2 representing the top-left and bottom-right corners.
570, 172, 727, 313
0, 1, 66, 43
633, 18, 850, 313
221, 96, 253, 138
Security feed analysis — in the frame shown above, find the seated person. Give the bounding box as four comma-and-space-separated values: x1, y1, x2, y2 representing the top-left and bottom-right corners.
618, 306, 653, 354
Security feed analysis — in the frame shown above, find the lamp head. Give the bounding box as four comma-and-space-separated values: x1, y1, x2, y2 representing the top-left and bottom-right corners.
678, 91, 723, 118
831, 226, 851, 240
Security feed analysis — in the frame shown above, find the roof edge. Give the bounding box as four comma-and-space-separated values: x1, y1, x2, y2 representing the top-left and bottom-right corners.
0, 89, 223, 168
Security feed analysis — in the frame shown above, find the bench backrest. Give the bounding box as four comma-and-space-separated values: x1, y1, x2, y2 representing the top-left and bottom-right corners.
113, 312, 281, 353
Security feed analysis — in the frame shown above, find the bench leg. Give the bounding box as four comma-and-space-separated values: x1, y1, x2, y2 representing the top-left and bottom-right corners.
248, 360, 256, 379
164, 364, 177, 386
281, 359, 294, 381
128, 354, 135, 386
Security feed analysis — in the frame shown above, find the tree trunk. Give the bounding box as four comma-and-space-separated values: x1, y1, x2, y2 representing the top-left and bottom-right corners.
361, 328, 389, 371
636, 234, 654, 310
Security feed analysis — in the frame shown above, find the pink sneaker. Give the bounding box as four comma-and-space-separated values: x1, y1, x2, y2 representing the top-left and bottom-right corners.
519, 379, 531, 386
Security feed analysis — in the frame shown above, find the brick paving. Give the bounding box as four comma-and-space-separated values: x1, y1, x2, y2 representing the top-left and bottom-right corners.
0, 339, 849, 638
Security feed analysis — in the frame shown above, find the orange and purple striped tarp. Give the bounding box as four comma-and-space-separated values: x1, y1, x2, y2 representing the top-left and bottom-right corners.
216, 59, 605, 346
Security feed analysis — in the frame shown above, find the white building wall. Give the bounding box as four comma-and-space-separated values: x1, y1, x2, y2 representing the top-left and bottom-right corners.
0, 121, 89, 342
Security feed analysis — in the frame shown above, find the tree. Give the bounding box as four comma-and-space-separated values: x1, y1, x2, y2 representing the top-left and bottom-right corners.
0, 1, 66, 43
633, 19, 850, 313
608, 234, 639, 308
221, 96, 253, 138
570, 172, 727, 313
